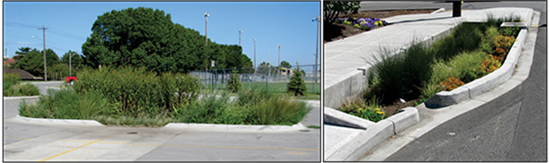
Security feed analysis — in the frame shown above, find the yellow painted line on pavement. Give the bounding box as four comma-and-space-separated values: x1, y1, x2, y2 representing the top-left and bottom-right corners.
39, 134, 118, 162
59, 139, 318, 151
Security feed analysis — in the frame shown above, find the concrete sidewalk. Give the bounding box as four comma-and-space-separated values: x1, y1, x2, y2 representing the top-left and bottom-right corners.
324, 7, 535, 160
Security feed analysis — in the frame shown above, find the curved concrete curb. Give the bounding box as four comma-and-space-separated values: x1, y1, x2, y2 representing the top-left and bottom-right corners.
425, 28, 529, 108
11, 115, 104, 127
163, 122, 308, 133
3, 95, 40, 100
10, 115, 308, 133
325, 107, 419, 161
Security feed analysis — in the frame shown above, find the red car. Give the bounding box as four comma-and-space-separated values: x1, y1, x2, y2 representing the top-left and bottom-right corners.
65, 76, 77, 85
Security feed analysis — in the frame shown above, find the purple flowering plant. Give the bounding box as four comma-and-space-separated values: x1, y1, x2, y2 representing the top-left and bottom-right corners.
336, 17, 388, 31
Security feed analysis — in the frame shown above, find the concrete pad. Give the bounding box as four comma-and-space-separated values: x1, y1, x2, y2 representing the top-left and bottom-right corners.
324, 125, 363, 157
325, 120, 393, 161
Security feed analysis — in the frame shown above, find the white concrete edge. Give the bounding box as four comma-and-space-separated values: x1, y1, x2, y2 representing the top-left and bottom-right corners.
163, 122, 307, 133
426, 28, 529, 108
11, 115, 308, 133
326, 107, 420, 161
324, 107, 374, 129
431, 8, 446, 14
3, 95, 40, 100
12, 115, 104, 127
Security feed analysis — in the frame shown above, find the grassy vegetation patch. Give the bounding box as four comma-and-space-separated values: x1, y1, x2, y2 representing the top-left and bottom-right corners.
4, 73, 40, 96
19, 66, 311, 127
345, 16, 522, 122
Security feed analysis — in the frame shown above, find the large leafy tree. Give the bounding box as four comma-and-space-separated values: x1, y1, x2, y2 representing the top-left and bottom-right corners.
13, 48, 59, 77
82, 7, 251, 73
324, 1, 361, 24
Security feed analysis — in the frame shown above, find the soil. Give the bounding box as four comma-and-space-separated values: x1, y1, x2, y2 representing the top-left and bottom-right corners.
382, 98, 421, 117
324, 9, 436, 43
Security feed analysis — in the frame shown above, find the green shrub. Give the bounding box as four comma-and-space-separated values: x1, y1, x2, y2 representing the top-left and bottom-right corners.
227, 70, 241, 93
4, 73, 20, 87
19, 89, 112, 119
74, 66, 202, 117
4, 73, 40, 96
287, 64, 307, 96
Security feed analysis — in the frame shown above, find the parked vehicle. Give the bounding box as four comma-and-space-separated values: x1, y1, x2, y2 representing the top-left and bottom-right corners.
65, 76, 77, 85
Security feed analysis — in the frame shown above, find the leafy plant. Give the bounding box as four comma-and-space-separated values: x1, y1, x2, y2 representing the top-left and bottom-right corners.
227, 70, 241, 93
287, 63, 307, 96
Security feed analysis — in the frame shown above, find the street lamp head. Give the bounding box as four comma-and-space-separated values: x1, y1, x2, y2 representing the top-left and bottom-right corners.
204, 11, 209, 17
312, 16, 320, 22
239, 30, 242, 33
253, 39, 256, 42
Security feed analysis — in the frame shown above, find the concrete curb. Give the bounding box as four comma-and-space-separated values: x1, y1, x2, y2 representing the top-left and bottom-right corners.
425, 28, 529, 108
325, 107, 419, 161
431, 8, 445, 14
163, 122, 308, 133
12, 115, 104, 127
3, 96, 40, 100
10, 114, 309, 133
324, 107, 374, 129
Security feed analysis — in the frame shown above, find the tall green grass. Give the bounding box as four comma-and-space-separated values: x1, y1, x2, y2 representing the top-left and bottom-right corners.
19, 66, 310, 126
4, 73, 40, 96
19, 89, 112, 119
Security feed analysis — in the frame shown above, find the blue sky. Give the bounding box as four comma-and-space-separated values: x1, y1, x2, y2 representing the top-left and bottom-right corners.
3, 2, 320, 67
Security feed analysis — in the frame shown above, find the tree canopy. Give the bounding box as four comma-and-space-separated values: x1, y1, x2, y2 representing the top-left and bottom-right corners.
82, 7, 252, 73
280, 60, 292, 69
13, 47, 59, 77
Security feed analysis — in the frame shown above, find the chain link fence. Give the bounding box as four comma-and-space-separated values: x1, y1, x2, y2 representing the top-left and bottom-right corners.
190, 64, 321, 94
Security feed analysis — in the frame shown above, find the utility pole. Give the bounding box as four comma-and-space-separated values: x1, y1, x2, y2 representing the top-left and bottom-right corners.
277, 45, 281, 67
313, 16, 320, 84
238, 30, 242, 46
39, 25, 47, 81
253, 39, 257, 69
204, 11, 209, 46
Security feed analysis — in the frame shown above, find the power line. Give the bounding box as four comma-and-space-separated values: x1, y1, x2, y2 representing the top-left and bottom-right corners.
5, 21, 40, 29
49, 27, 86, 40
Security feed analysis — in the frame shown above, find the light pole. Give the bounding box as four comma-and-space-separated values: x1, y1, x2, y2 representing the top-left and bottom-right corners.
253, 39, 257, 69
204, 11, 209, 46
277, 45, 281, 67
313, 16, 320, 85
238, 30, 242, 46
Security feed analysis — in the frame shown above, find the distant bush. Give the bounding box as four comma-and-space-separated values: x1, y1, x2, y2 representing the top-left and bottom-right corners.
3, 73, 40, 96
227, 70, 241, 93
287, 64, 308, 96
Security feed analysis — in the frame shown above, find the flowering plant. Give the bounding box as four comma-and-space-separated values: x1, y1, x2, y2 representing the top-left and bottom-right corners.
439, 76, 465, 91
336, 17, 388, 31
350, 107, 386, 122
